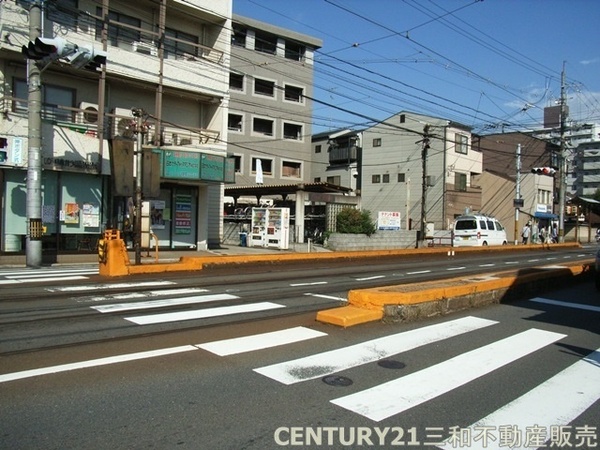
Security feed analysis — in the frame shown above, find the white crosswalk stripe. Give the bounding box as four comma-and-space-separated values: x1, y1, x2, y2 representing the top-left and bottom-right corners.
330, 328, 565, 422
0, 267, 98, 285
253, 316, 497, 385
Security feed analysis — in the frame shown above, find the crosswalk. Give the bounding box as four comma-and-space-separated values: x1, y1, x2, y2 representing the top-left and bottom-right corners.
0, 266, 98, 285
1, 294, 599, 448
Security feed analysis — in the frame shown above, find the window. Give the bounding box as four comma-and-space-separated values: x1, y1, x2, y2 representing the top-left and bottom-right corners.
253, 118, 274, 136
165, 28, 197, 59
47, 0, 78, 29
233, 155, 242, 173
284, 85, 304, 103
373, 138, 382, 147
232, 25, 246, 47
229, 73, 244, 91
285, 41, 305, 61
455, 134, 468, 154
315, 145, 322, 153
254, 30, 277, 54
96, 9, 140, 47
282, 160, 302, 178
252, 157, 272, 175
327, 176, 341, 185
397, 173, 406, 182
254, 78, 275, 97
372, 174, 381, 183
382, 174, 390, 183
455, 173, 467, 191
228, 113, 243, 132
314, 177, 321, 183
283, 123, 302, 140
13, 79, 74, 122
400, 114, 406, 123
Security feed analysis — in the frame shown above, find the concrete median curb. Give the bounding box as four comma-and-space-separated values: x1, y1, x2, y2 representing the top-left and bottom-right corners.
316, 260, 595, 328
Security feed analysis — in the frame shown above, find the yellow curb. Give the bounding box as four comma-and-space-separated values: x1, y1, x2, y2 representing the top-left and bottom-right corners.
317, 261, 593, 327
316, 305, 384, 328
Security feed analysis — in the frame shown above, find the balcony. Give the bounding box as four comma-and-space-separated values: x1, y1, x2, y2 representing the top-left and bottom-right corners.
329, 145, 359, 164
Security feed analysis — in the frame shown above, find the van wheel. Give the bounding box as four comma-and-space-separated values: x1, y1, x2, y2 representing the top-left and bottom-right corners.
502, 241, 508, 245
482, 241, 488, 246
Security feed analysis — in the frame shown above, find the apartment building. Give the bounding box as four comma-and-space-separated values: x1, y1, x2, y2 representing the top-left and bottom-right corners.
227, 14, 321, 189
0, 0, 233, 255
359, 111, 482, 234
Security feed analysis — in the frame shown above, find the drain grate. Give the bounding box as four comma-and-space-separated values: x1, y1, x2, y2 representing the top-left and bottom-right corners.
378, 359, 406, 369
322, 375, 353, 386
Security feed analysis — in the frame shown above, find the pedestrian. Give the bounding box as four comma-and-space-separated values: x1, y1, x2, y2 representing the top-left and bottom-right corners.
521, 222, 531, 245
539, 226, 546, 244
551, 224, 558, 243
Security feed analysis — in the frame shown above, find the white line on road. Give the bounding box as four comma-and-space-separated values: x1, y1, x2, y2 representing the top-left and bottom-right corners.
0, 346, 198, 384
529, 297, 600, 313
91, 293, 239, 313
197, 327, 327, 356
437, 347, 600, 450
446, 267, 466, 271
125, 302, 286, 325
79, 288, 210, 303
330, 328, 565, 422
289, 281, 328, 287
254, 316, 497, 385
355, 275, 385, 281
406, 270, 431, 275
478, 263, 496, 267
304, 293, 347, 302
46, 280, 176, 292
0, 275, 89, 285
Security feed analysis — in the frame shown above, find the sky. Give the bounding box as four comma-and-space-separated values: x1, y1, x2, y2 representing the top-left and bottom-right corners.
233, 0, 600, 135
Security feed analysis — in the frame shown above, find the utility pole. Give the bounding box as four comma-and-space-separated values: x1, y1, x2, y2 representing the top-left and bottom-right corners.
558, 61, 568, 243
132, 108, 144, 265
514, 144, 522, 245
25, 1, 43, 268
420, 124, 431, 246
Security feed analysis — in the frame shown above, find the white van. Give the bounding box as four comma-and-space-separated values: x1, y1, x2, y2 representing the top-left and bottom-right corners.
452, 214, 508, 247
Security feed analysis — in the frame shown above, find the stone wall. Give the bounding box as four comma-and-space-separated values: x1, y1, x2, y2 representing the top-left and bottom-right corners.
326, 230, 418, 251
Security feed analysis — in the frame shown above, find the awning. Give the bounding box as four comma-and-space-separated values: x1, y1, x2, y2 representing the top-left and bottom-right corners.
534, 212, 558, 220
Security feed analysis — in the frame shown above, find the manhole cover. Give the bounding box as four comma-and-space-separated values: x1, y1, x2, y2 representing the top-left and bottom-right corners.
378, 360, 406, 369
322, 375, 353, 386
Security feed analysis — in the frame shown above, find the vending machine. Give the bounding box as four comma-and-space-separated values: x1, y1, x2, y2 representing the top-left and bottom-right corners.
250, 207, 290, 250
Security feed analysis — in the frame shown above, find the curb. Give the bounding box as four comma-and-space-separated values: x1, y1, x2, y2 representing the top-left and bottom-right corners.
316, 260, 594, 328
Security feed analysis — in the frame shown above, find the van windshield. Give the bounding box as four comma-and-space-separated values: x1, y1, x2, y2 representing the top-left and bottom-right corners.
455, 219, 477, 230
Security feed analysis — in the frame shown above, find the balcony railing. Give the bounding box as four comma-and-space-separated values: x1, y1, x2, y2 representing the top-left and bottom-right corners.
329, 145, 359, 164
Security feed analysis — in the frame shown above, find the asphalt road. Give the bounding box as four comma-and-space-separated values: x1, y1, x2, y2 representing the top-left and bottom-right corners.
1, 279, 599, 449
0, 246, 595, 354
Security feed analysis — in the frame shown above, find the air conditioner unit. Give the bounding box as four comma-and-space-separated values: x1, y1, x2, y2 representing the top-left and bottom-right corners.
77, 102, 99, 125
132, 41, 158, 57
111, 107, 135, 139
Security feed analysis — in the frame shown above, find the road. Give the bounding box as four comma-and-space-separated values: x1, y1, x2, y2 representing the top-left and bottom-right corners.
0, 246, 595, 354
1, 279, 598, 449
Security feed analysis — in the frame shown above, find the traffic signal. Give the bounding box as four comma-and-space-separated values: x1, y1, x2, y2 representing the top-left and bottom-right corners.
531, 167, 556, 176
22, 37, 106, 71
22, 37, 75, 62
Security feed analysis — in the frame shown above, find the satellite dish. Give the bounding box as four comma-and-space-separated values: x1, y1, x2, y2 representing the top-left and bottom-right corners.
117, 118, 134, 138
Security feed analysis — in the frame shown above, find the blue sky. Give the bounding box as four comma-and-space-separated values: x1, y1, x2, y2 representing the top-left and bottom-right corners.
233, 0, 600, 135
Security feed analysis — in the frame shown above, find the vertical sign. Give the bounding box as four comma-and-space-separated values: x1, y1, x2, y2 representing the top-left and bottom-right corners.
174, 194, 192, 235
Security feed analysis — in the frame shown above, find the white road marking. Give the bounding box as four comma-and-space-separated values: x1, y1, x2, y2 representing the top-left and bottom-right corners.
406, 270, 431, 275
289, 281, 328, 286
254, 316, 497, 385
46, 280, 176, 292
0, 275, 88, 285
78, 288, 210, 303
0, 346, 198, 384
529, 297, 600, 313
304, 293, 347, 302
197, 327, 327, 356
91, 293, 239, 313
446, 267, 466, 271
330, 328, 565, 422
6, 270, 97, 279
478, 263, 496, 267
355, 275, 385, 281
125, 302, 285, 325
437, 347, 600, 450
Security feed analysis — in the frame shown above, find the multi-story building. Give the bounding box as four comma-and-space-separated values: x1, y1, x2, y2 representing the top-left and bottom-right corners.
226, 14, 321, 189
0, 0, 233, 257
359, 111, 482, 234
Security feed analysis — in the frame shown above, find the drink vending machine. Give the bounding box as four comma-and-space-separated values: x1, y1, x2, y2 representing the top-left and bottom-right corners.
250, 207, 290, 250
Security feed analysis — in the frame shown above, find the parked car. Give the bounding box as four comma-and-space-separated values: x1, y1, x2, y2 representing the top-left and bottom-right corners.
452, 214, 508, 247
595, 247, 600, 291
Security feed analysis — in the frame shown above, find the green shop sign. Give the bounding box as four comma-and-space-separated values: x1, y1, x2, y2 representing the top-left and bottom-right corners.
161, 150, 235, 183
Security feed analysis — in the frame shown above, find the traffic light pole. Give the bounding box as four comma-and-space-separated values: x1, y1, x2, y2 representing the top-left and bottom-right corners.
25, 1, 43, 268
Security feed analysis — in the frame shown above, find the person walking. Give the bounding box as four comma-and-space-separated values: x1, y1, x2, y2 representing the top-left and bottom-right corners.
521, 221, 531, 245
